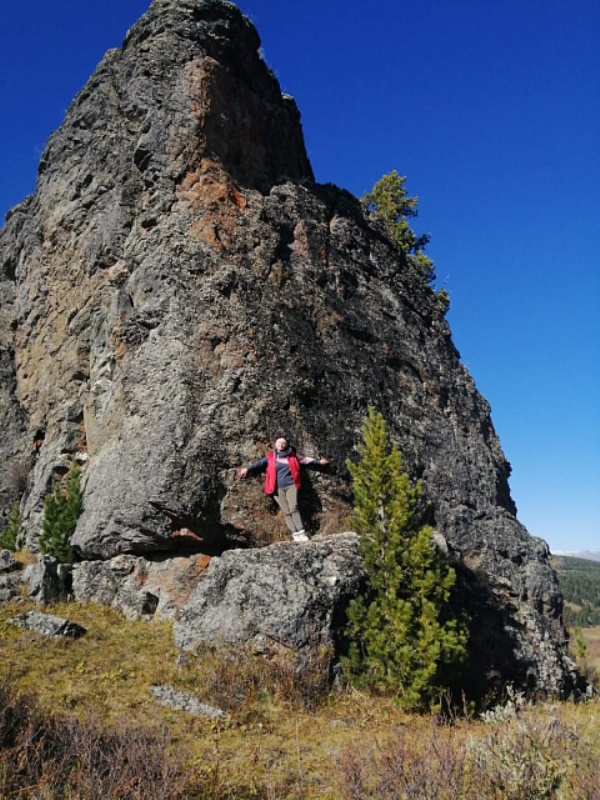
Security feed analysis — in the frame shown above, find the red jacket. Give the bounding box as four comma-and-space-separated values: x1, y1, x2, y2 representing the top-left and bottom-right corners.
264, 451, 301, 494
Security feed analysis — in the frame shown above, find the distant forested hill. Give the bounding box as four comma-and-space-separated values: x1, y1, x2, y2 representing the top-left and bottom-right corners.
553, 556, 600, 627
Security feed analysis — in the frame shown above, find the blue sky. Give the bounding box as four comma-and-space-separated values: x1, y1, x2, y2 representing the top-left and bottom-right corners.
1, 1, 598, 553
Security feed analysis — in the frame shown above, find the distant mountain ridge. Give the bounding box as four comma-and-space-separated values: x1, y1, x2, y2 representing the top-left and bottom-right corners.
553, 550, 600, 562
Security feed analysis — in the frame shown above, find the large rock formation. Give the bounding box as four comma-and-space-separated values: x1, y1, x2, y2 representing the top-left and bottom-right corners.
0, 0, 575, 696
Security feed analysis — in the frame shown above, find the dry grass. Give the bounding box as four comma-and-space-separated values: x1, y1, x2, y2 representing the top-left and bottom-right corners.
11, 548, 37, 567
2, 599, 600, 799
1, 601, 179, 726
0, 684, 191, 800
335, 701, 600, 799
581, 626, 600, 672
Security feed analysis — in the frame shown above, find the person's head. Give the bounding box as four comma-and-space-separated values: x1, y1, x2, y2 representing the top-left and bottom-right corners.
275, 437, 289, 452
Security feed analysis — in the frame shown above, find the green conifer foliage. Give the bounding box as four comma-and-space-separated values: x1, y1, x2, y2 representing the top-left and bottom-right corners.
363, 170, 433, 267
362, 172, 451, 314
344, 408, 468, 709
0, 502, 22, 551
39, 462, 81, 563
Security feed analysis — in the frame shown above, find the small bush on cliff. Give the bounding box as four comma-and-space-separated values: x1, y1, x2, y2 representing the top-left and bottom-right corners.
39, 462, 81, 563
0, 502, 21, 551
344, 408, 468, 709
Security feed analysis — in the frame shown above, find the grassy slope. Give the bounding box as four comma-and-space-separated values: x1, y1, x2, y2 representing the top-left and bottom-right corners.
552, 555, 600, 672
2, 597, 600, 799
1, 599, 407, 796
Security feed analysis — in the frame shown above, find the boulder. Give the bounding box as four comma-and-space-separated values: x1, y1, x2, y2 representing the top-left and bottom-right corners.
0, 549, 21, 602
25, 557, 73, 604
0, 575, 19, 603
72, 552, 212, 620
0, 549, 16, 573
173, 533, 365, 669
151, 685, 226, 718
9, 610, 86, 638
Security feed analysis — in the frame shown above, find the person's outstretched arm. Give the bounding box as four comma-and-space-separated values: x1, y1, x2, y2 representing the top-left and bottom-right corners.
236, 456, 268, 479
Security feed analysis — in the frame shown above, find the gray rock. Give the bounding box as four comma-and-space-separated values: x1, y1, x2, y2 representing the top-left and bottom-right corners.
0, 575, 19, 602
25, 557, 73, 604
72, 552, 212, 620
0, 549, 17, 573
174, 533, 365, 668
9, 610, 86, 638
151, 685, 226, 718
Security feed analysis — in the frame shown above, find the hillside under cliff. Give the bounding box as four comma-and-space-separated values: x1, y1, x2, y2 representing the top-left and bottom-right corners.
0, 0, 576, 698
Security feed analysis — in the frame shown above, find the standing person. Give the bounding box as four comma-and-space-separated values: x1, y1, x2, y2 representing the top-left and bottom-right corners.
236, 437, 329, 542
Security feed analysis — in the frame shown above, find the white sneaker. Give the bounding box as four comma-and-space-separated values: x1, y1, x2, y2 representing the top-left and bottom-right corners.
292, 531, 309, 542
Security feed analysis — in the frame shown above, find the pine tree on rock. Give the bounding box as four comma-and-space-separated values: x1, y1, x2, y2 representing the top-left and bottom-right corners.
0, 502, 21, 551
362, 171, 453, 314
39, 462, 81, 564
345, 408, 468, 709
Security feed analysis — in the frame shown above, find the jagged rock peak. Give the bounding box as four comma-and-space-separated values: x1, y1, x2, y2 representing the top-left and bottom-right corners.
36, 0, 313, 196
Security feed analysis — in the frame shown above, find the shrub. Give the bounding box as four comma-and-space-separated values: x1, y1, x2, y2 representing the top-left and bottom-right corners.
0, 682, 190, 800
38, 462, 81, 563
336, 719, 470, 799
436, 288, 451, 314
336, 700, 600, 799
343, 408, 468, 709
0, 502, 21, 551
469, 703, 581, 799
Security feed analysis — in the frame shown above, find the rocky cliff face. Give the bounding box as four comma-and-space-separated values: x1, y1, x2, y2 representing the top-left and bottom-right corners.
0, 0, 575, 696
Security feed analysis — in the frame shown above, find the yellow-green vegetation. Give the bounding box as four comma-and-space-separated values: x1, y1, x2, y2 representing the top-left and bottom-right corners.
2, 597, 600, 799
578, 626, 600, 676
362, 170, 450, 312
362, 170, 431, 262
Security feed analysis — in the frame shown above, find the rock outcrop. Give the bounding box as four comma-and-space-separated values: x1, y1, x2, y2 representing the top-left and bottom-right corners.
71, 552, 212, 620
173, 533, 365, 668
0, 549, 22, 602
0, 0, 575, 696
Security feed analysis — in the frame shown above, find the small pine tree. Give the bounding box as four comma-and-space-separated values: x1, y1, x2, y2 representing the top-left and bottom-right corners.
39, 462, 81, 564
363, 170, 437, 283
0, 502, 22, 551
344, 408, 468, 709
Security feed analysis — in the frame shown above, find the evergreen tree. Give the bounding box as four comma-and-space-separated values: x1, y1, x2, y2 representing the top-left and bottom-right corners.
363, 171, 433, 270
344, 408, 468, 709
39, 462, 81, 564
0, 502, 21, 551
363, 171, 451, 312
